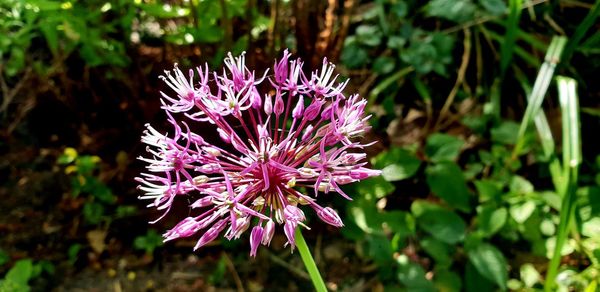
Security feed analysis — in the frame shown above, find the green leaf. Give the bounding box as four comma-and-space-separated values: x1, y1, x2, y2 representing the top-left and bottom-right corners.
434, 270, 462, 292
134, 230, 163, 254
425, 133, 464, 162
582, 217, 600, 238
373, 56, 396, 74
0, 249, 9, 266
474, 179, 502, 202
92, 185, 116, 204
351, 176, 396, 200
509, 201, 536, 224
348, 199, 382, 234
425, 162, 471, 212
396, 258, 436, 291
465, 262, 495, 292
509, 175, 534, 194
478, 0, 507, 15
208, 255, 227, 284
491, 121, 520, 145
341, 43, 368, 69
426, 0, 476, 23
367, 235, 394, 266
380, 211, 416, 239
477, 205, 507, 237
467, 242, 508, 289
82, 202, 104, 225
57, 147, 78, 165
40, 20, 59, 56
76, 156, 100, 175
374, 148, 421, 182
520, 263, 540, 288
356, 25, 382, 46
5, 259, 33, 285
68, 244, 81, 266
420, 237, 453, 268
411, 200, 466, 244
139, 3, 190, 18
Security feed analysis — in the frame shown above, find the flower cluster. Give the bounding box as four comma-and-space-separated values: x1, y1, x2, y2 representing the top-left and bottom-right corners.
136, 51, 380, 256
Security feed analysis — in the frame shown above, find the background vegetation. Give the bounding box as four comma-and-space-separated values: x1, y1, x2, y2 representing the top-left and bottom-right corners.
1, 0, 599, 291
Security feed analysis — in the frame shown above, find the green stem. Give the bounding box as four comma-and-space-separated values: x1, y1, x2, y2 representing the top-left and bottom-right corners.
295, 228, 327, 292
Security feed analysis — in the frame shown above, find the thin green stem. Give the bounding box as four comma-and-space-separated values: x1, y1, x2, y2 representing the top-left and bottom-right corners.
295, 228, 327, 292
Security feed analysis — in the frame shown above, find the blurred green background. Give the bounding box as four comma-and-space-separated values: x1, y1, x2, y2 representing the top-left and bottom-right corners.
1, 0, 600, 291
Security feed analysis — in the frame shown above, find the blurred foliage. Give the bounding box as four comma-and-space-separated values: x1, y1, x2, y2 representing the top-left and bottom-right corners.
1, 0, 600, 291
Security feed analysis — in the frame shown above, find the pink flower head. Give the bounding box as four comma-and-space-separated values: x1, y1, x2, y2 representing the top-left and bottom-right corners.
136, 50, 381, 256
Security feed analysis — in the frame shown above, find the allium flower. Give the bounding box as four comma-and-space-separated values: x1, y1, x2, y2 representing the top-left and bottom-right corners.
136, 50, 381, 256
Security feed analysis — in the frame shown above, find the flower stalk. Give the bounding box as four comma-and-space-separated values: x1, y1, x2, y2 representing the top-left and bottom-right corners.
295, 228, 327, 292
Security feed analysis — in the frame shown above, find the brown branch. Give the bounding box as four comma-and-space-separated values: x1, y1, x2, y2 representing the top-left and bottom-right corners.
222, 252, 245, 292
330, 0, 355, 61
315, 0, 337, 61
219, 0, 233, 52
434, 28, 472, 131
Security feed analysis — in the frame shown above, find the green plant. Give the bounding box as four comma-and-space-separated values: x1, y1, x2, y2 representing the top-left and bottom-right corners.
0, 259, 54, 292
133, 229, 164, 255
58, 147, 117, 225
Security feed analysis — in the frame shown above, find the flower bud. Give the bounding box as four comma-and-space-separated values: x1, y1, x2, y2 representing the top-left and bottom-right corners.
304, 100, 323, 121
250, 226, 264, 257
317, 207, 344, 227
264, 94, 273, 115
194, 219, 227, 250
274, 92, 284, 116
292, 96, 304, 119
191, 196, 213, 208
262, 220, 275, 246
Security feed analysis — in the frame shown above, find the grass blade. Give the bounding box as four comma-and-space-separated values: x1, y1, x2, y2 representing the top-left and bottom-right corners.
499, 0, 523, 75
368, 66, 414, 105
511, 36, 567, 159
562, 0, 600, 63
512, 66, 563, 193
485, 29, 541, 67
544, 76, 581, 292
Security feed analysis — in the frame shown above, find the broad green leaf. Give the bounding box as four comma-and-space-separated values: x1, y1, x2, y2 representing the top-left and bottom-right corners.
373, 56, 396, 74
341, 43, 368, 69
426, 162, 471, 212
380, 211, 416, 238
477, 205, 507, 237
465, 262, 495, 292
478, 0, 507, 15
83, 202, 104, 225
396, 257, 436, 291
509, 201, 536, 224
356, 25, 382, 46
372, 147, 421, 181
426, 0, 476, 23
425, 133, 464, 162
5, 259, 33, 285
348, 199, 382, 234
520, 263, 540, 288
509, 175, 534, 194
467, 242, 508, 289
352, 176, 395, 200
582, 217, 600, 238
411, 200, 466, 244
474, 179, 502, 202
434, 270, 462, 292
367, 235, 394, 266
491, 121, 520, 145
420, 237, 453, 268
